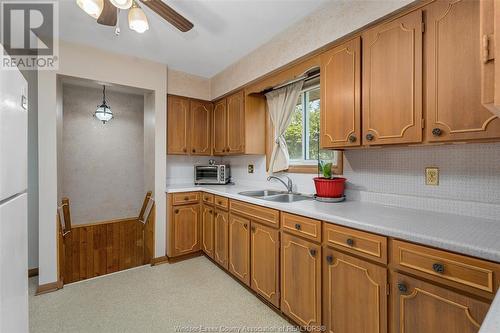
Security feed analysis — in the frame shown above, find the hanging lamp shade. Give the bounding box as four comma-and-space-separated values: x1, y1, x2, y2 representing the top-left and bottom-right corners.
110, 0, 132, 9
76, 0, 104, 19
94, 85, 113, 124
128, 1, 149, 33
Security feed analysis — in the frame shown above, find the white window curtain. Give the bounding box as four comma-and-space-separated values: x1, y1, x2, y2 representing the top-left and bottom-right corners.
265, 80, 304, 174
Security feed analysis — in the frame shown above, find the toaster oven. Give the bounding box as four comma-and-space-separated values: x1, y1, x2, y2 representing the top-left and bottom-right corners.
194, 164, 231, 185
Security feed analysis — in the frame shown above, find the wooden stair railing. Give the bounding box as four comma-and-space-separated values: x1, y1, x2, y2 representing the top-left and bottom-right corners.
58, 192, 156, 284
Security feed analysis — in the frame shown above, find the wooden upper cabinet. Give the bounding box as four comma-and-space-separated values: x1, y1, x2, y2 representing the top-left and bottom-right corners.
201, 204, 214, 259
250, 222, 280, 308
362, 10, 423, 145
228, 213, 250, 286
425, 0, 500, 142
167, 95, 189, 154
392, 272, 490, 333
226, 91, 245, 154
323, 249, 387, 333
281, 233, 321, 328
170, 203, 200, 257
214, 209, 229, 269
320, 37, 361, 148
213, 99, 227, 155
190, 100, 212, 155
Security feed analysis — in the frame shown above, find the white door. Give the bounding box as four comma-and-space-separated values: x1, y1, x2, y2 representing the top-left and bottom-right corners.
0, 67, 28, 201
0, 193, 28, 333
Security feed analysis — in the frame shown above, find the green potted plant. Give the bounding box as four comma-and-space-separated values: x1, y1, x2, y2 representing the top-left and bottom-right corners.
313, 160, 346, 198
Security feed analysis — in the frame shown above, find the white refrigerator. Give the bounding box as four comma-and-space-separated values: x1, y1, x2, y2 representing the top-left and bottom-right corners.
0, 47, 29, 333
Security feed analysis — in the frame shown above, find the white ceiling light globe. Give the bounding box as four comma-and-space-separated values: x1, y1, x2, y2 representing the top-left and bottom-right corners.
128, 5, 149, 33
76, 0, 104, 19
110, 0, 133, 10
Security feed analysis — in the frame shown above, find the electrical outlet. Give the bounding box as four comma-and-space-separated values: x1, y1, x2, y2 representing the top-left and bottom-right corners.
425, 167, 439, 186
248, 164, 254, 174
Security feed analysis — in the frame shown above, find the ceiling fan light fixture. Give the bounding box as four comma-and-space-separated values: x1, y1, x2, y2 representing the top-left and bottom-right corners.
128, 2, 149, 33
110, 0, 132, 10
76, 0, 104, 19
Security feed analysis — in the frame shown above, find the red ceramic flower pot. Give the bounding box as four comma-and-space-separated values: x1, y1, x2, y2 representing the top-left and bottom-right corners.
313, 177, 346, 198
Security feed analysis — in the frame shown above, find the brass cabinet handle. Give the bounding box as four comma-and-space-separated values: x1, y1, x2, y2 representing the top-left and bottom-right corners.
209, 210, 213, 214
183, 148, 187, 152
366, 133, 374, 141
348, 134, 357, 143
326, 255, 334, 265
397, 283, 408, 293
309, 249, 317, 257
184, 197, 189, 200
294, 223, 301, 231
192, 149, 196, 153
346, 238, 354, 246
432, 128, 442, 137
432, 263, 445, 274
174, 209, 179, 214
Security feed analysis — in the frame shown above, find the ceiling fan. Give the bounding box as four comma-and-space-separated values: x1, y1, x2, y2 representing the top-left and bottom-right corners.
76, 0, 193, 34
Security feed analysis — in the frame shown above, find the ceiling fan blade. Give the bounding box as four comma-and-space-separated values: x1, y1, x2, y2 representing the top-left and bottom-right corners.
139, 0, 193, 32
97, 0, 118, 26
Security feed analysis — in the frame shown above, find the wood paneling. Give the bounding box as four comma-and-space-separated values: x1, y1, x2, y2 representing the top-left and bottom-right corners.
170, 204, 201, 257
190, 100, 212, 154
251, 222, 280, 308
63, 216, 154, 284
167, 95, 189, 154
228, 213, 251, 285
320, 37, 361, 148
425, 0, 500, 142
324, 223, 387, 264
391, 272, 490, 333
281, 212, 321, 243
226, 91, 245, 154
201, 204, 214, 259
362, 10, 423, 145
213, 99, 227, 155
323, 249, 387, 333
214, 209, 229, 269
281, 233, 321, 328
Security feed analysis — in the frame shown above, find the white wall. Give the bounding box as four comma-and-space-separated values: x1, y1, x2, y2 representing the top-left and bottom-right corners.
38, 41, 167, 285
61, 84, 145, 224
168, 68, 210, 100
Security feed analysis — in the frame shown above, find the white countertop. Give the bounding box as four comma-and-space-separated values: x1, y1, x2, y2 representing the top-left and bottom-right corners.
166, 183, 500, 332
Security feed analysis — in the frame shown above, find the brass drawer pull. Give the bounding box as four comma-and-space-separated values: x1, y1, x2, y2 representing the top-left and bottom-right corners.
398, 283, 408, 293
432, 263, 445, 274
326, 255, 334, 265
348, 134, 357, 143
366, 133, 374, 141
346, 238, 354, 246
294, 223, 301, 231
174, 209, 179, 214
432, 128, 442, 137
309, 249, 317, 257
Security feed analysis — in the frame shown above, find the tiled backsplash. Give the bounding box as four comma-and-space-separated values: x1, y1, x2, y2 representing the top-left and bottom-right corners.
166, 143, 500, 220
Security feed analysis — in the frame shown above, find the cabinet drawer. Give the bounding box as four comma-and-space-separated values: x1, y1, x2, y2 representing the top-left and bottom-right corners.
323, 223, 387, 264
214, 195, 229, 210
282, 212, 321, 243
202, 193, 214, 205
229, 200, 280, 228
392, 240, 500, 294
172, 192, 200, 205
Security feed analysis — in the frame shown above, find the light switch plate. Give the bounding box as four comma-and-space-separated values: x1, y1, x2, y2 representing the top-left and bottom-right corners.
425, 167, 439, 186
248, 164, 254, 174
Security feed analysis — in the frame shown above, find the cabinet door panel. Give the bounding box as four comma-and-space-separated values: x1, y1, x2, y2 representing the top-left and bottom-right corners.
362, 10, 423, 145
392, 273, 490, 333
214, 209, 229, 269
425, 0, 500, 142
190, 100, 212, 155
171, 204, 200, 257
229, 213, 250, 285
201, 204, 214, 258
320, 37, 361, 148
226, 91, 245, 154
323, 249, 387, 333
251, 222, 279, 308
213, 99, 227, 155
167, 96, 189, 154
281, 233, 321, 328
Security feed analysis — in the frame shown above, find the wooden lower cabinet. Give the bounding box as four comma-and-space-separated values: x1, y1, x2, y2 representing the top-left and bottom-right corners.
170, 203, 200, 257
391, 272, 490, 333
228, 213, 250, 285
214, 209, 229, 269
250, 222, 280, 308
201, 204, 214, 259
323, 248, 387, 333
281, 233, 321, 328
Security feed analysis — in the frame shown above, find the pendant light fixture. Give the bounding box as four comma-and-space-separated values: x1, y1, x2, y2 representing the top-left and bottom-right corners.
94, 85, 113, 124
128, 1, 149, 33
76, 0, 104, 19
110, 0, 132, 10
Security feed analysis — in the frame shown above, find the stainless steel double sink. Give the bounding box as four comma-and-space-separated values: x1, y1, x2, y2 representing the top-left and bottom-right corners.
238, 190, 311, 203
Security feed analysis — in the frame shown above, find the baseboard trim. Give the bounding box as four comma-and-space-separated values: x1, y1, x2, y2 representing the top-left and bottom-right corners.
150, 255, 169, 266
167, 251, 203, 264
28, 268, 39, 277
35, 280, 63, 296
